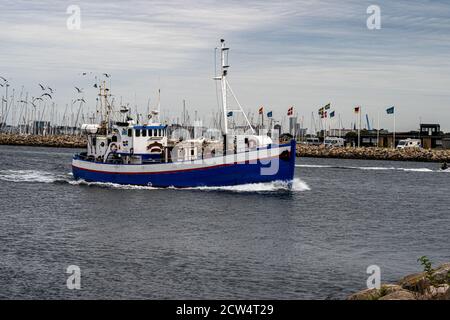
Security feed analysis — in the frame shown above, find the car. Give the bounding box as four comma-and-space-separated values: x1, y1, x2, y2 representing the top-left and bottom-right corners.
396, 138, 421, 149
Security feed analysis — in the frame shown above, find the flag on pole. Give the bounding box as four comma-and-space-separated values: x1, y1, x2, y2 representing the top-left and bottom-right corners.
259, 106, 264, 114
227, 111, 233, 117
354, 106, 360, 113
267, 111, 273, 118
287, 106, 294, 116
386, 106, 395, 114
324, 103, 331, 110
330, 111, 335, 118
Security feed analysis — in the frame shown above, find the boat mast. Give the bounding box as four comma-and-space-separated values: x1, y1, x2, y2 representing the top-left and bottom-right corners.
219, 39, 229, 135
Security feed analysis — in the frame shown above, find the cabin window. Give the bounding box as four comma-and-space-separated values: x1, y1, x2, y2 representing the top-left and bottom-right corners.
142, 129, 147, 137
191, 149, 195, 156
135, 129, 141, 137
158, 129, 161, 136
128, 129, 132, 137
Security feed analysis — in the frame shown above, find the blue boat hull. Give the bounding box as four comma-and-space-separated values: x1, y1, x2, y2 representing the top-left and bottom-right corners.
72, 141, 296, 188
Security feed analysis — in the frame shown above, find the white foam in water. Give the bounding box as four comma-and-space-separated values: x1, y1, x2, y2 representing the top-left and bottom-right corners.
68, 179, 159, 190
0, 169, 310, 192
70, 178, 310, 192
191, 178, 310, 192
0, 170, 63, 183
401, 168, 434, 172
297, 164, 438, 172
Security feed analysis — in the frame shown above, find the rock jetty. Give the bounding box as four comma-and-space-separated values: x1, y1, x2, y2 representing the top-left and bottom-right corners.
296, 145, 450, 163
0, 133, 86, 148
348, 262, 450, 300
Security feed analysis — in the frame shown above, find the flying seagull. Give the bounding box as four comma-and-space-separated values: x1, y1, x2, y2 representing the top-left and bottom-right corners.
103, 73, 111, 78
76, 98, 86, 103
93, 83, 98, 88
75, 87, 83, 93
39, 84, 45, 91
0, 76, 7, 81
47, 87, 54, 94
41, 93, 52, 99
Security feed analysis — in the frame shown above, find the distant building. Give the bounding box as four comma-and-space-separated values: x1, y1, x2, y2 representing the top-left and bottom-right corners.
343, 123, 447, 149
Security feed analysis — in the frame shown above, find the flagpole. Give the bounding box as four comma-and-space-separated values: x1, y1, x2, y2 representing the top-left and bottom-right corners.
393, 108, 396, 149
377, 110, 380, 147
357, 106, 361, 148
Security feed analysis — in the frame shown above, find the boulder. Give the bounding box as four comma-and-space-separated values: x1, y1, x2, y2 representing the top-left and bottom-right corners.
378, 289, 417, 300
425, 285, 450, 300
398, 272, 429, 293
433, 263, 450, 284
347, 284, 402, 300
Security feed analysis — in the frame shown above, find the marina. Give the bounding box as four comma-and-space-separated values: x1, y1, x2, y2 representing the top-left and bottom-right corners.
1, 0, 449, 306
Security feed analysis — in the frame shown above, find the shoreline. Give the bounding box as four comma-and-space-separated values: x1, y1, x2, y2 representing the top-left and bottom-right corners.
0, 133, 86, 148
348, 261, 450, 300
1, 134, 450, 162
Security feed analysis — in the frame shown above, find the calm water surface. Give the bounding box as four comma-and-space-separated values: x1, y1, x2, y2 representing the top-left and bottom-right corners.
0, 145, 448, 299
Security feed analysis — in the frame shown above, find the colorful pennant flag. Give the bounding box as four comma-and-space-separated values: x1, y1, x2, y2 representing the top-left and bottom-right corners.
354, 106, 360, 113
330, 111, 335, 118
267, 111, 273, 118
287, 106, 294, 116
227, 111, 233, 117
259, 106, 264, 114
324, 103, 331, 110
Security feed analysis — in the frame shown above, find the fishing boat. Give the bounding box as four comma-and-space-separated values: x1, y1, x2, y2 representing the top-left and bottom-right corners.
72, 40, 296, 187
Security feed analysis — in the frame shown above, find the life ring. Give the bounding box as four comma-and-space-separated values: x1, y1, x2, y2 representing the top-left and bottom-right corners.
110, 143, 118, 152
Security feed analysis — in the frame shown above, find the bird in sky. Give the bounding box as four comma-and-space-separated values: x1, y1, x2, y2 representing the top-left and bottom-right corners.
39, 84, 46, 91
76, 98, 86, 103
75, 87, 83, 93
47, 87, 54, 94
93, 83, 98, 88
41, 93, 52, 99
103, 73, 111, 78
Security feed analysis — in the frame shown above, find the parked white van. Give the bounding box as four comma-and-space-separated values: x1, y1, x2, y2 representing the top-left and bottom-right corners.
324, 137, 345, 147
396, 138, 421, 149
305, 137, 321, 146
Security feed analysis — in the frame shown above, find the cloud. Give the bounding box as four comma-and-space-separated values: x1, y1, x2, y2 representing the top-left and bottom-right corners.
1, 0, 450, 131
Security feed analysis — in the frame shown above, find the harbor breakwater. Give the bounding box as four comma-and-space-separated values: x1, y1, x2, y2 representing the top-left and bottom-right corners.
1, 134, 450, 162
0, 133, 86, 148
296, 145, 450, 163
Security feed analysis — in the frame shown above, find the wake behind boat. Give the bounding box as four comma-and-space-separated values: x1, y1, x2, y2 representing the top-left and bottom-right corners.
72, 40, 296, 187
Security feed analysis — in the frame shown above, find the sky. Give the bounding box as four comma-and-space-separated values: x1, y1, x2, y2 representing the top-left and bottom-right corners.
1, 0, 450, 132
